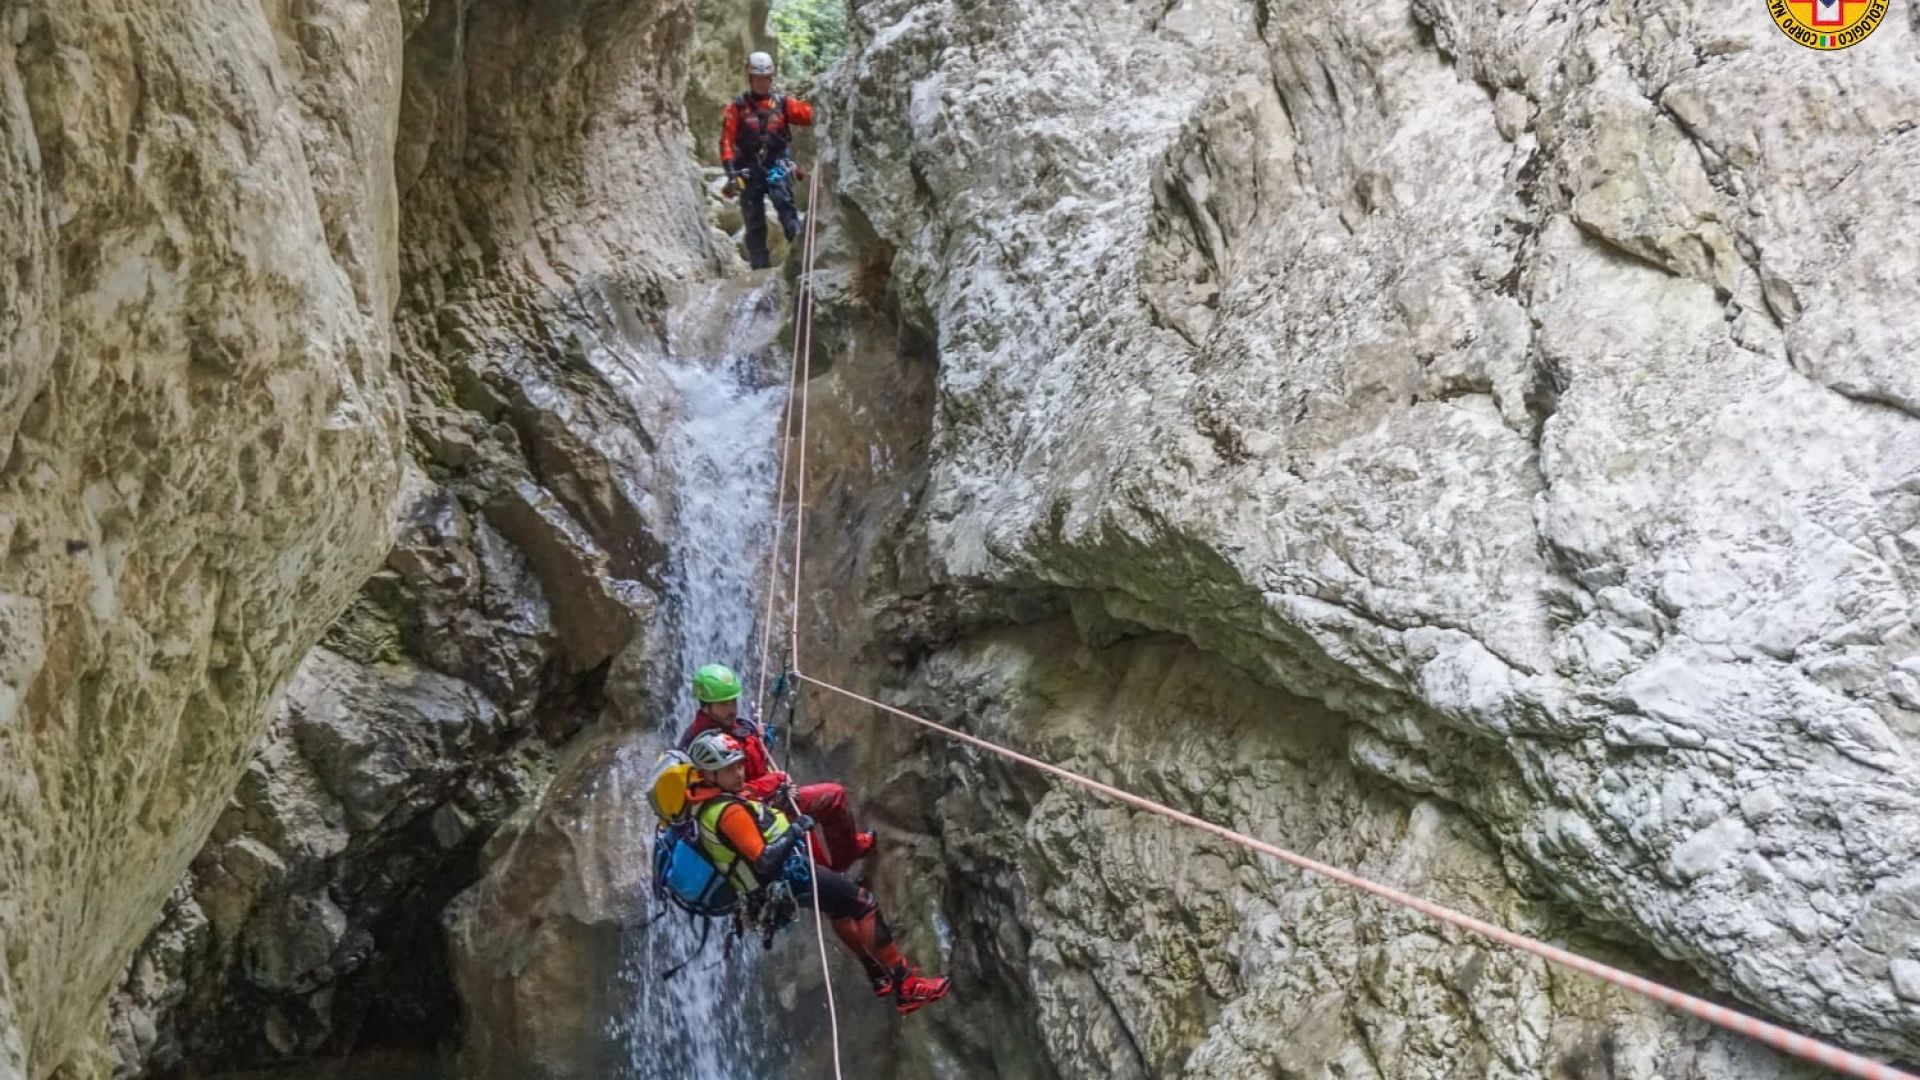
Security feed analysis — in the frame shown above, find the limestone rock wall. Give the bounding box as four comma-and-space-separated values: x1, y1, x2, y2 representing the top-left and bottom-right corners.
0, 3, 407, 1078
439, 729, 649, 1080
793, 0, 1920, 1073
860, 624, 1832, 1080
12, 0, 1917, 1073
107, 0, 731, 1072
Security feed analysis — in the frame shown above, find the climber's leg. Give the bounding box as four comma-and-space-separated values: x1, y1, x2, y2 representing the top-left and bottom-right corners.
742, 171, 772, 269
769, 174, 802, 242
796, 782, 869, 871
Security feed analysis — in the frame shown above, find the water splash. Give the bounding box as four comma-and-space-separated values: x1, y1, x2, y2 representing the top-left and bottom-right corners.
606, 276, 793, 1080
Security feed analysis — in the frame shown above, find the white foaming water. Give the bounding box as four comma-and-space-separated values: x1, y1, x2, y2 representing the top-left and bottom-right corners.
607, 276, 794, 1080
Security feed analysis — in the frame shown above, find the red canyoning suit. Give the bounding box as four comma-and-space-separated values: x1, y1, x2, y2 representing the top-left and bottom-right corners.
719, 92, 815, 171
719, 91, 816, 269
677, 708, 866, 871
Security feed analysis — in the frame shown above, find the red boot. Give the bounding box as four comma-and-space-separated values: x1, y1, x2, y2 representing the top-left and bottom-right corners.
891, 966, 952, 1015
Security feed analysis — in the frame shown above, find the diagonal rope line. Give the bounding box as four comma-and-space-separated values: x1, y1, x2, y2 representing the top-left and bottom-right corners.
794, 671, 1920, 1080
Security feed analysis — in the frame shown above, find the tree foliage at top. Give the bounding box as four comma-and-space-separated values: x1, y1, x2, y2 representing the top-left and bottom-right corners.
770, 0, 849, 84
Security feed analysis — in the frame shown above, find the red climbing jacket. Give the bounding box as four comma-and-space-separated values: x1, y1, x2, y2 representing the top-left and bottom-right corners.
720, 91, 815, 170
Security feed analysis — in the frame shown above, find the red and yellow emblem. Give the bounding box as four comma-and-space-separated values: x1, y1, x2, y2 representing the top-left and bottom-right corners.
1769, 0, 1889, 49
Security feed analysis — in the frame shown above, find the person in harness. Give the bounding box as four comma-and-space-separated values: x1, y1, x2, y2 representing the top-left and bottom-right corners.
679, 663, 874, 872
686, 730, 953, 1014
720, 51, 815, 269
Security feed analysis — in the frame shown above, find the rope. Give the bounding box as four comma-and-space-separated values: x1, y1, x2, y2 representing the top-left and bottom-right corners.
786, 183, 818, 667
766, 166, 844, 1080
751, 244, 805, 716
793, 671, 1920, 1080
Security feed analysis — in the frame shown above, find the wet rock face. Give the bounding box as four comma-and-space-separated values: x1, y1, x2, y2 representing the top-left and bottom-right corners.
816, 0, 1920, 1070
107, 639, 555, 1076
440, 732, 653, 1080
0, 2, 406, 1077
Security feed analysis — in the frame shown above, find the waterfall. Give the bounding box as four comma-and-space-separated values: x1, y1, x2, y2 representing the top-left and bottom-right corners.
608, 276, 794, 1080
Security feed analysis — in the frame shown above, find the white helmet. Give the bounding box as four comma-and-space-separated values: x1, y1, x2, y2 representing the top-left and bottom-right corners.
747, 51, 775, 77
688, 731, 747, 773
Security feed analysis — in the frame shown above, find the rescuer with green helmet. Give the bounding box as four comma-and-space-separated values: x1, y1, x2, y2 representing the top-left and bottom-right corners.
676, 662, 874, 871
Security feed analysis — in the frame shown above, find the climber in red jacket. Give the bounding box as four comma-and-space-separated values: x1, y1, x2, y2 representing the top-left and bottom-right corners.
678, 662, 874, 872
720, 51, 815, 269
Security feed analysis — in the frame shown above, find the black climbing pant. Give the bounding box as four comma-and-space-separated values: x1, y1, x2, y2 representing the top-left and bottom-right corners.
741, 165, 801, 270
793, 862, 879, 922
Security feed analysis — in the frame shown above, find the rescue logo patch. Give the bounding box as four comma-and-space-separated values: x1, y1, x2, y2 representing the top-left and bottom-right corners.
1769, 0, 1889, 49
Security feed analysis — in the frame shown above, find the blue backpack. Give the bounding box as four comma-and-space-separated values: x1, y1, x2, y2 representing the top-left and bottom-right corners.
652, 821, 738, 917
647, 749, 738, 918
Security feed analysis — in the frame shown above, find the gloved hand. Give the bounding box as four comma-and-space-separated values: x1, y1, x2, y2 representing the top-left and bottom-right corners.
792, 814, 817, 833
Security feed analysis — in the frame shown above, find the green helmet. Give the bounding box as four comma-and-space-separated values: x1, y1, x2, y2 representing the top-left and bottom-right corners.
693, 663, 743, 704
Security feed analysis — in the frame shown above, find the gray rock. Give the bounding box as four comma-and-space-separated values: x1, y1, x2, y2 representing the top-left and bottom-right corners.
108, 647, 527, 1074
441, 734, 652, 1080
858, 628, 1829, 1080
1668, 819, 1755, 885
0, 0, 406, 1073
242, 895, 349, 993
817, 0, 1920, 1066
103, 0, 730, 1070
1890, 960, 1920, 1004
485, 477, 654, 675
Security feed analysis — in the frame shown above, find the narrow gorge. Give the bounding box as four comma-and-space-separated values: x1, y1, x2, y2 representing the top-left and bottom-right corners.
4, 0, 1919, 1078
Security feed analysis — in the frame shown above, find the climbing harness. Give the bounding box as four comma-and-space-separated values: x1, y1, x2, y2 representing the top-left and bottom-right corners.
721, 159, 798, 202
731, 92, 798, 167
742, 156, 1920, 1080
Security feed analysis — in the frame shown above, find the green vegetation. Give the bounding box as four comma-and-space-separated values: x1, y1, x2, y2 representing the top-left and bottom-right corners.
770, 0, 849, 83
